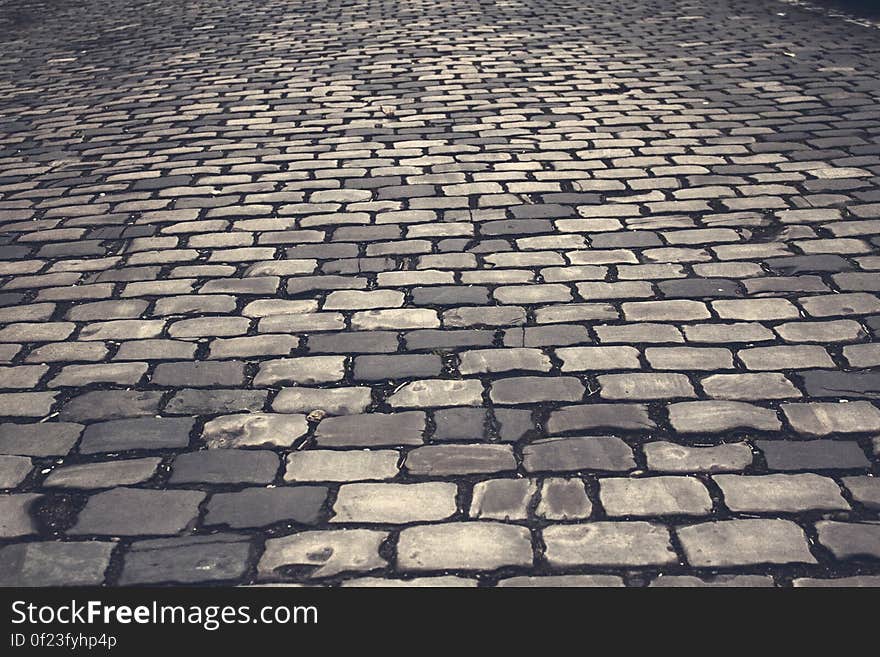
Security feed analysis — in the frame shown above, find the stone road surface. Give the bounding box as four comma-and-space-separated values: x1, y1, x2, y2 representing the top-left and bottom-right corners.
1, 0, 879, 587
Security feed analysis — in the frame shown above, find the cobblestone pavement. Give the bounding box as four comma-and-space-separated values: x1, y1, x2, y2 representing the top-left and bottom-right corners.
0, 0, 879, 587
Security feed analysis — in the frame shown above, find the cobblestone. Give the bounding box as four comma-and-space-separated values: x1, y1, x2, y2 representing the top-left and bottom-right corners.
4, 0, 880, 587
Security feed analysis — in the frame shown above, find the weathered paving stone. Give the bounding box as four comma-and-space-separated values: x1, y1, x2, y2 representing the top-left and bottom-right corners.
523, 436, 635, 473
649, 575, 774, 588
387, 379, 483, 408
43, 458, 161, 489
273, 387, 372, 415
397, 522, 533, 571
205, 486, 328, 527
340, 576, 478, 587
259, 529, 388, 580
546, 404, 655, 433
543, 522, 676, 567
70, 488, 205, 536
169, 450, 279, 485
643, 442, 753, 473
536, 478, 592, 520
458, 348, 552, 374
470, 478, 536, 520
333, 482, 457, 523
598, 373, 696, 400
59, 390, 163, 422
489, 376, 584, 404
556, 346, 641, 371
815, 521, 880, 560
0, 494, 41, 537
152, 361, 246, 387
433, 408, 487, 441
700, 373, 801, 400
668, 401, 781, 433
600, 476, 713, 516
793, 576, 880, 588
285, 450, 400, 482
164, 389, 268, 415
0, 392, 57, 418
254, 356, 346, 386
0, 455, 32, 488
715, 474, 848, 513
799, 370, 880, 399
405, 444, 516, 476
0, 542, 115, 586
119, 535, 251, 585
756, 440, 870, 471
79, 417, 194, 454
497, 575, 624, 587
315, 412, 425, 447
842, 477, 880, 510
0, 423, 82, 457
202, 413, 308, 449
677, 519, 816, 567
782, 401, 880, 435
353, 355, 442, 381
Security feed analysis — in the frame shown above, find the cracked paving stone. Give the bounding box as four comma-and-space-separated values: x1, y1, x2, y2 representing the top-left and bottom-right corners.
543, 522, 676, 567
314, 411, 425, 447
0, 542, 115, 586
600, 476, 713, 517
169, 450, 279, 485
258, 529, 388, 580
523, 436, 635, 473
70, 488, 205, 536
119, 535, 252, 585
202, 413, 308, 449
715, 474, 849, 513
332, 482, 457, 523
397, 522, 533, 571
205, 486, 328, 528
677, 519, 816, 567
